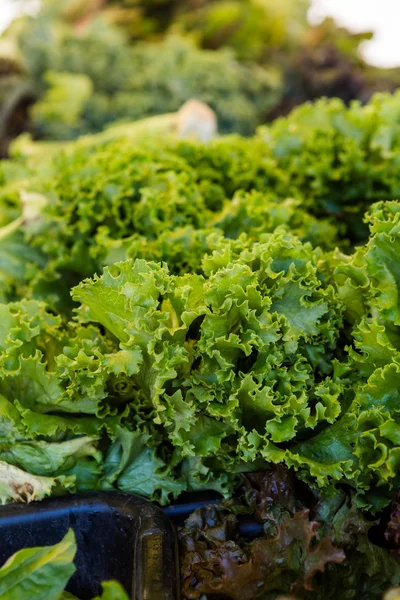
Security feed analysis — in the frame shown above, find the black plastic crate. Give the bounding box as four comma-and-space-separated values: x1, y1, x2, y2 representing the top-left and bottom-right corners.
0, 492, 180, 600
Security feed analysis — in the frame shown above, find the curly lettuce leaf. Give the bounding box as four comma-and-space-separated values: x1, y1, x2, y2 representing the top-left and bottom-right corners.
260, 93, 400, 240
70, 233, 348, 497
102, 425, 185, 504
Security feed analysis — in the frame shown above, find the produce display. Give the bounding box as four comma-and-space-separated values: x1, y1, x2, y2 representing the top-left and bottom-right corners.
0, 91, 400, 597
1, 0, 400, 154
25, 29, 280, 139
1, 2, 281, 142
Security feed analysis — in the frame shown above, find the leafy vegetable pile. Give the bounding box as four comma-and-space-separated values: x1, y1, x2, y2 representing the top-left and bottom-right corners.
1, 91, 400, 596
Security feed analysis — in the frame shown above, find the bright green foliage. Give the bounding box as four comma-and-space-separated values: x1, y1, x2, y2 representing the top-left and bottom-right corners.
260, 92, 400, 239
0, 219, 45, 303
0, 220, 399, 508
284, 200, 400, 510
17, 89, 400, 291
0, 530, 76, 600
72, 236, 343, 444
9, 135, 337, 311
0, 528, 129, 599
1, 93, 400, 513
2, 8, 400, 598
91, 582, 129, 600
0, 230, 347, 505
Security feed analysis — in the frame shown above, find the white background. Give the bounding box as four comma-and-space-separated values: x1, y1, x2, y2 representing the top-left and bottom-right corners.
0, 0, 400, 67
308, 0, 400, 68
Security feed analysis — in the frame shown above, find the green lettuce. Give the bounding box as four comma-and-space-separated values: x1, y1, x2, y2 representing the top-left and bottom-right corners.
0, 530, 76, 600
259, 92, 400, 240
2, 214, 400, 506
2, 93, 400, 512
0, 529, 129, 600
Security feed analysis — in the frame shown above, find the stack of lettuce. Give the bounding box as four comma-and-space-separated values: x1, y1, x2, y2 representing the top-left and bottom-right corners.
2, 92, 400, 598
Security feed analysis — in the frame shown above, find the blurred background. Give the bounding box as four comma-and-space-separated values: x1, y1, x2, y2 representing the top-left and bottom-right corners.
0, 0, 399, 157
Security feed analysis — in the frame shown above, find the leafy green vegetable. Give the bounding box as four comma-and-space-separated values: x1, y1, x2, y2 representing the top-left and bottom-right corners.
1, 87, 400, 598
260, 92, 400, 240
0, 529, 129, 599
91, 582, 129, 600
0, 132, 339, 309
0, 461, 74, 504
0, 529, 76, 600
2, 115, 400, 506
